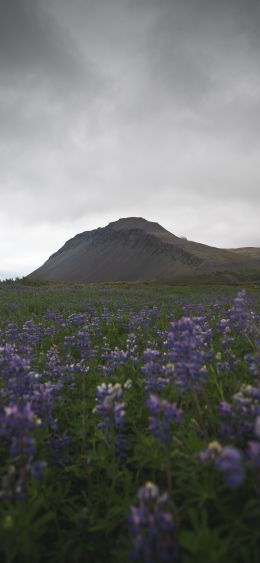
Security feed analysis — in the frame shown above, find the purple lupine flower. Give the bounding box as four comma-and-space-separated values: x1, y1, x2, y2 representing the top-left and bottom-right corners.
218, 318, 235, 349
67, 312, 87, 326
21, 320, 46, 347
218, 385, 260, 441
245, 352, 260, 378
227, 290, 258, 339
140, 345, 172, 393
126, 333, 138, 365
99, 347, 129, 376
1, 403, 36, 457
0, 402, 47, 499
0, 341, 66, 497
43, 346, 63, 380
164, 316, 211, 393
216, 447, 245, 489
147, 394, 183, 443
199, 442, 245, 489
5, 323, 19, 343
142, 349, 160, 362
141, 361, 170, 393
95, 383, 126, 445
229, 291, 248, 332
64, 330, 95, 361
30, 380, 63, 430
128, 482, 178, 562
0, 344, 33, 401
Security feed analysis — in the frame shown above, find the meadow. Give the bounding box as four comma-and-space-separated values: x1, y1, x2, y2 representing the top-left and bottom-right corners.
0, 280, 259, 562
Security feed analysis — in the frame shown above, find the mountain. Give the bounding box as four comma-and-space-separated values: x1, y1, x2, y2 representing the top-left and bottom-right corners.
27, 217, 260, 282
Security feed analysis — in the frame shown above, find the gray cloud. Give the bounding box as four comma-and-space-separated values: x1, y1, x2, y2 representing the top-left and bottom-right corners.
0, 0, 259, 278
0, 0, 88, 83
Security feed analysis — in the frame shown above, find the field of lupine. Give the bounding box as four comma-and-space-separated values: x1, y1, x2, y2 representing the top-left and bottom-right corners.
0, 280, 260, 563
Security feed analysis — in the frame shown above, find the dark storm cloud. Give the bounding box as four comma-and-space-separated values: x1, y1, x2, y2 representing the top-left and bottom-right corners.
0, 0, 108, 148
0, 0, 91, 84
0, 0, 259, 277
121, 0, 260, 115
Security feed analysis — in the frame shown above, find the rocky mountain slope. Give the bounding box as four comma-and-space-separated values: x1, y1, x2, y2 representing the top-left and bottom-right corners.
28, 217, 260, 282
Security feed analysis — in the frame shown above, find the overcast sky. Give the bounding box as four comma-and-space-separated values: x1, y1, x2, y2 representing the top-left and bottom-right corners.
0, 0, 260, 278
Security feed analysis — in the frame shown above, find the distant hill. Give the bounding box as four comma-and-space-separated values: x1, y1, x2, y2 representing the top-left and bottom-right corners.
27, 217, 260, 282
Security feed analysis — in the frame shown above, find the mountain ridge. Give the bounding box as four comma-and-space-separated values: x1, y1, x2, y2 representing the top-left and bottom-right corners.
28, 217, 260, 282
